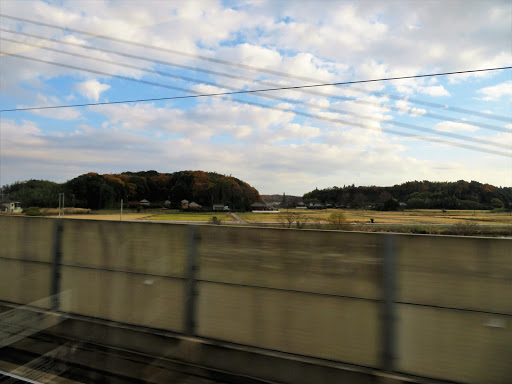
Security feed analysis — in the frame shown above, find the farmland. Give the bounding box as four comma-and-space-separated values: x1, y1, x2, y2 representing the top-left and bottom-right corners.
35, 207, 512, 236
238, 209, 512, 225
146, 212, 235, 222
48, 208, 512, 227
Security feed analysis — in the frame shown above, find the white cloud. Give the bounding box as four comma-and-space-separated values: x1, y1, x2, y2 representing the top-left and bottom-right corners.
477, 81, 512, 101
269, 123, 321, 142
411, 108, 427, 116
16, 94, 82, 120
434, 121, 479, 132
75, 80, 111, 101
394, 99, 427, 116
1, 0, 511, 192
90, 98, 296, 140
419, 85, 450, 97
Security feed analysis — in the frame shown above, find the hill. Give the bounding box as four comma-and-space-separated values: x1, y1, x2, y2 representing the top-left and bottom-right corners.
2, 170, 260, 210
303, 180, 512, 210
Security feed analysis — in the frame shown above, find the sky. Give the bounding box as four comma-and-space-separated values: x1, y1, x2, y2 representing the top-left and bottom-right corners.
0, 0, 511, 195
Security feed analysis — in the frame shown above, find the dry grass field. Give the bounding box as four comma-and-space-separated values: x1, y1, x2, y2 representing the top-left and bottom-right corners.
49, 213, 152, 220
239, 209, 512, 225
39, 208, 511, 236
146, 212, 235, 222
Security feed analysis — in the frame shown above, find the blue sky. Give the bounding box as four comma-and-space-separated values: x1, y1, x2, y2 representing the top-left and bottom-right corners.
1, 0, 511, 195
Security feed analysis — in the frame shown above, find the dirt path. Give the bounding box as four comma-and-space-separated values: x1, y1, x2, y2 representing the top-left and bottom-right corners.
230, 212, 248, 224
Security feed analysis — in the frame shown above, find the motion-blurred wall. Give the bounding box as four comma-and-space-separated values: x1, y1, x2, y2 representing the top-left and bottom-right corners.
0, 216, 510, 383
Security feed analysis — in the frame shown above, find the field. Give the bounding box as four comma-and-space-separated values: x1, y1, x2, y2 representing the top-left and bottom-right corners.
42, 208, 511, 236
238, 209, 512, 225
51, 213, 151, 221
47, 208, 512, 225
146, 212, 234, 222
49, 209, 235, 223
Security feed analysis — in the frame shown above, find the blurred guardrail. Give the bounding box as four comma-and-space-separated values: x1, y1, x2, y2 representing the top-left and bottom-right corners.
0, 216, 510, 383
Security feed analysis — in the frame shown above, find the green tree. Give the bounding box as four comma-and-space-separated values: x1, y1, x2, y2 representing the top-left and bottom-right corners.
491, 198, 504, 208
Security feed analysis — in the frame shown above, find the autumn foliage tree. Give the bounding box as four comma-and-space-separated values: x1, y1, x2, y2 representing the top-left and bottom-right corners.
2, 170, 261, 210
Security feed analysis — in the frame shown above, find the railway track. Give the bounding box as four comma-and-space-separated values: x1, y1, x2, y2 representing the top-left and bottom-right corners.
0, 332, 273, 384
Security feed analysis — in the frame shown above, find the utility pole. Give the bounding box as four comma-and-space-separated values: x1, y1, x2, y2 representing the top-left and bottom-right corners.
120, 199, 123, 221
58, 193, 65, 216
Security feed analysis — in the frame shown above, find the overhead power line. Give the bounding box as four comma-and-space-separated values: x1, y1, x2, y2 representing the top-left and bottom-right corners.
1, 51, 510, 158
1, 13, 511, 122
2, 38, 510, 150
1, 29, 508, 133
3, 51, 510, 111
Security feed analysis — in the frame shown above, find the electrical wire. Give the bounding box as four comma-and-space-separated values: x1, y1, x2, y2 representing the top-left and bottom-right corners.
1, 13, 511, 122
1, 38, 510, 151
1, 28, 508, 134
1, 51, 510, 158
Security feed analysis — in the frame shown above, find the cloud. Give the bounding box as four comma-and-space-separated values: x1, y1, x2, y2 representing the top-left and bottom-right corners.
477, 81, 512, 101
433, 121, 479, 132
394, 99, 427, 116
16, 94, 82, 120
74, 80, 111, 101
419, 85, 450, 97
269, 123, 321, 143
90, 98, 296, 140
410, 108, 427, 116
1, 0, 511, 192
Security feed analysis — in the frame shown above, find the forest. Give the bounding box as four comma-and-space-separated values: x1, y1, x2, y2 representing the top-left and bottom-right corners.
303, 180, 512, 210
1, 170, 261, 211
4, 176, 511, 212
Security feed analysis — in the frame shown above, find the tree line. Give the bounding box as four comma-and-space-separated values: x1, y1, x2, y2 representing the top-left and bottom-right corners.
303, 180, 512, 210
1, 170, 261, 211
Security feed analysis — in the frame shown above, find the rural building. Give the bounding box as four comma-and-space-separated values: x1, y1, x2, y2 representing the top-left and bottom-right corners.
189, 202, 202, 210
181, 199, 189, 209
250, 202, 269, 211
1, 201, 22, 213
139, 199, 150, 207
296, 202, 307, 209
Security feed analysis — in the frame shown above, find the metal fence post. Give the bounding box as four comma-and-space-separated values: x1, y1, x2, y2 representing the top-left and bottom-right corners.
381, 233, 397, 371
51, 219, 64, 310
184, 225, 199, 336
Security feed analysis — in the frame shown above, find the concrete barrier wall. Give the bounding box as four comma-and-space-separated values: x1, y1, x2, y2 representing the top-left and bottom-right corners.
195, 226, 382, 298
396, 235, 512, 313
59, 219, 189, 332
1, 215, 511, 384
0, 217, 54, 307
194, 226, 383, 367
397, 304, 512, 383
197, 282, 381, 367
395, 235, 512, 382
60, 266, 185, 330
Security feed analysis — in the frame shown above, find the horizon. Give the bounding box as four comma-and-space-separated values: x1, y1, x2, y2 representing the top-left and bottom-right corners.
1, 1, 511, 195
2, 170, 510, 198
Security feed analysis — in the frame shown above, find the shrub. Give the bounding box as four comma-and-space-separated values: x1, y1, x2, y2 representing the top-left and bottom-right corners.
328, 211, 347, 229
23, 207, 42, 216
450, 222, 480, 236
295, 215, 309, 229
40, 208, 91, 215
